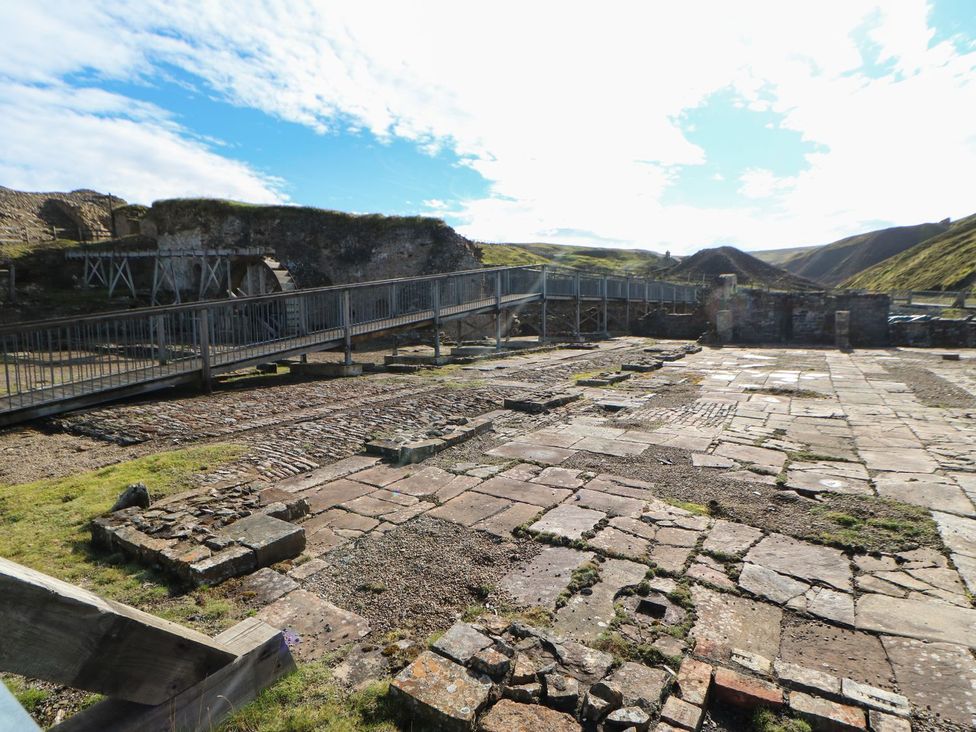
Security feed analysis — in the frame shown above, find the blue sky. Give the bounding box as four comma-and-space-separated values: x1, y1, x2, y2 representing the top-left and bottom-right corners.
1, 1, 974, 253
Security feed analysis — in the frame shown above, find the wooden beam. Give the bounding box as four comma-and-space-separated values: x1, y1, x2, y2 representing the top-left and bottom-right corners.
50, 618, 295, 732
0, 557, 237, 705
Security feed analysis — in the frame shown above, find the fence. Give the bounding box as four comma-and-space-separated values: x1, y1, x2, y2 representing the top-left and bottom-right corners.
0, 265, 701, 425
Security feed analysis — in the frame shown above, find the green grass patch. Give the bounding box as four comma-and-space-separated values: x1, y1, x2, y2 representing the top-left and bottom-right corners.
665, 499, 710, 516
809, 498, 937, 553
2, 676, 51, 715
220, 665, 402, 732
752, 707, 812, 732
0, 443, 246, 628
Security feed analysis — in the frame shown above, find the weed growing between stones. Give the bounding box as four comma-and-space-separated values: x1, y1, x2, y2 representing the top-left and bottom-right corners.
752, 707, 812, 732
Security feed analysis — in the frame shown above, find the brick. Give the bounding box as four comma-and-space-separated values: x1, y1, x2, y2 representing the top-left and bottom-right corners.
790, 690, 866, 731
660, 696, 704, 730
677, 657, 713, 706
713, 667, 784, 709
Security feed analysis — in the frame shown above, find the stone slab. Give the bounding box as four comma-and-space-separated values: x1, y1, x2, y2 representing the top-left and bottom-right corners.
702, 520, 762, 557
479, 699, 581, 732
588, 526, 650, 560
486, 442, 578, 465
428, 491, 511, 527
745, 533, 852, 592
789, 691, 865, 731
532, 467, 584, 489
256, 589, 370, 662
553, 558, 647, 644
474, 476, 572, 508
779, 618, 894, 689
303, 479, 374, 513
855, 593, 976, 648
882, 635, 976, 728
431, 623, 493, 666
529, 504, 605, 541
497, 547, 596, 610
238, 567, 299, 604
571, 488, 646, 517
714, 443, 787, 470
690, 585, 782, 663
473, 501, 541, 538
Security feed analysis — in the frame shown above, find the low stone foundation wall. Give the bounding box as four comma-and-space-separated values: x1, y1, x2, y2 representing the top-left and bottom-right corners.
890, 318, 976, 347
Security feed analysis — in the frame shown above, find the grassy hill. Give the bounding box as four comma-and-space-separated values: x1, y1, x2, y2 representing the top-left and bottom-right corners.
752, 245, 817, 267
478, 242, 667, 275
763, 222, 949, 286
842, 213, 976, 291
664, 245, 820, 290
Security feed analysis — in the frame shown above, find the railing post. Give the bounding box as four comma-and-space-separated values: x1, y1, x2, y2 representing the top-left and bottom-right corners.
574, 272, 581, 341
7, 262, 14, 303
432, 278, 441, 359
539, 266, 547, 343
342, 288, 352, 366
198, 308, 212, 392
155, 314, 167, 366
495, 269, 502, 350
602, 276, 609, 337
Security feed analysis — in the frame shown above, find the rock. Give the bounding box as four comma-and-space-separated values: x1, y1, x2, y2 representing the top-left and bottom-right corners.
511, 653, 538, 685
789, 691, 866, 731
545, 673, 580, 713
713, 667, 783, 710
111, 482, 151, 512
471, 647, 511, 678
479, 699, 581, 732
582, 691, 612, 721
606, 706, 651, 730
660, 696, 704, 731
433, 623, 494, 666
604, 661, 669, 711
390, 651, 492, 731
676, 657, 712, 706
504, 682, 542, 703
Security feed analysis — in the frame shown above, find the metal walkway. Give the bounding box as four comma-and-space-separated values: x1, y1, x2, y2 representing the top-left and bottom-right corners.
0, 265, 700, 426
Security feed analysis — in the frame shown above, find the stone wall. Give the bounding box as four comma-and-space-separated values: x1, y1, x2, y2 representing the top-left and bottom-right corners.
141, 199, 482, 288
708, 288, 889, 346
890, 318, 976, 348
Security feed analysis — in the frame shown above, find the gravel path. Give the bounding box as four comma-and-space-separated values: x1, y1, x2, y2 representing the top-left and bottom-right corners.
307, 516, 540, 638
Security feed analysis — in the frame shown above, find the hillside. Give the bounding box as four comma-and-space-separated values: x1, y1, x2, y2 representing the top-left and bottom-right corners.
842, 213, 976, 291
0, 187, 125, 255
479, 242, 668, 276
765, 222, 949, 286
664, 245, 820, 290
752, 245, 817, 267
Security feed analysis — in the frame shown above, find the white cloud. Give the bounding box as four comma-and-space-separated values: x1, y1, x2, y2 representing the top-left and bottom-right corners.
0, 82, 285, 203
1, 0, 974, 251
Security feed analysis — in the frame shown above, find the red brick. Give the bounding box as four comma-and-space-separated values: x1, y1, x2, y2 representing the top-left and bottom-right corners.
713, 667, 784, 710
677, 657, 713, 706
790, 691, 866, 731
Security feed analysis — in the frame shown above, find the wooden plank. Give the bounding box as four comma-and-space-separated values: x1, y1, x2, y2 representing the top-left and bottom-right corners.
0, 680, 41, 731
50, 618, 296, 732
0, 557, 237, 705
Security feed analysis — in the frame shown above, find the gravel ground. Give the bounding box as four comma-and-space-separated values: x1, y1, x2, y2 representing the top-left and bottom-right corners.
882, 362, 976, 409
307, 516, 541, 638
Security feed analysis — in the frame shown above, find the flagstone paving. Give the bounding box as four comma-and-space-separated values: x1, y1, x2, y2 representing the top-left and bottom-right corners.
60, 339, 976, 730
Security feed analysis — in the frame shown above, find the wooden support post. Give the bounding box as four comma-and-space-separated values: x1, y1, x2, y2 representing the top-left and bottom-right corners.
539, 265, 547, 342
574, 272, 581, 341
342, 289, 353, 365
198, 308, 212, 392
494, 269, 502, 350
0, 557, 237, 705
432, 278, 441, 358
50, 617, 296, 732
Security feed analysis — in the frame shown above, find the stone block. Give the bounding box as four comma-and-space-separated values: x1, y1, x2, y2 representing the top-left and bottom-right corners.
606, 706, 651, 730
189, 545, 257, 586
291, 361, 363, 378
219, 513, 306, 567
391, 651, 492, 731
773, 660, 841, 696
676, 657, 713, 706
431, 623, 493, 666
545, 673, 580, 713
867, 710, 911, 732
503, 682, 542, 703
713, 667, 783, 710
660, 696, 703, 731
606, 661, 669, 711
399, 438, 447, 464
479, 699, 580, 732
790, 690, 866, 731
840, 678, 909, 717
470, 647, 510, 678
